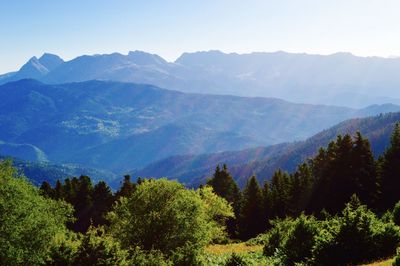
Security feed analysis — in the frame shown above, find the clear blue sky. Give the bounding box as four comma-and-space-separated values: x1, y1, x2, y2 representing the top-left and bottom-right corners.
1, 0, 400, 73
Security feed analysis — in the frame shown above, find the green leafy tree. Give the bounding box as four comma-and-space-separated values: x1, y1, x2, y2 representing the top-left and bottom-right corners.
0, 160, 74, 265
107, 179, 233, 264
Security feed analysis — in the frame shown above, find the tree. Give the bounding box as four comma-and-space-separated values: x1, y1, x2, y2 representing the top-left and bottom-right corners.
115, 174, 136, 200
0, 160, 73, 265
262, 181, 272, 228
379, 123, 400, 210
207, 164, 241, 237
40, 180, 54, 198
352, 132, 378, 207
270, 169, 290, 217
239, 176, 265, 239
92, 181, 114, 227
107, 179, 233, 263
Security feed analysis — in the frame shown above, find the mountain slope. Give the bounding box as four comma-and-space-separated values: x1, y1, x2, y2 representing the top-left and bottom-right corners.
133, 112, 400, 187
0, 79, 397, 172
3, 51, 400, 107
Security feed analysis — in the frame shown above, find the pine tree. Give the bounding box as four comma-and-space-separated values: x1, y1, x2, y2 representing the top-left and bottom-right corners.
115, 175, 136, 200
379, 123, 400, 210
262, 181, 272, 228
207, 164, 241, 237
54, 179, 63, 199
270, 169, 290, 218
239, 176, 265, 239
91, 181, 114, 226
352, 132, 378, 207
73, 175, 94, 232
40, 181, 54, 198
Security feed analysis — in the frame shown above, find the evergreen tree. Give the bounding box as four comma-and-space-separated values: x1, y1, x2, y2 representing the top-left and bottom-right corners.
262, 181, 272, 228
40, 181, 54, 198
239, 176, 265, 239
207, 164, 241, 237
270, 169, 290, 218
73, 175, 94, 232
352, 132, 378, 207
91, 181, 114, 226
115, 175, 136, 200
379, 123, 400, 210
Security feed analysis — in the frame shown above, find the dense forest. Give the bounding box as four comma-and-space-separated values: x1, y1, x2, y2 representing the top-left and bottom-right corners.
2, 125, 400, 265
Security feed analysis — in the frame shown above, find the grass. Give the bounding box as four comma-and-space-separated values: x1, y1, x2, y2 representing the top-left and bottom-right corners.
205, 243, 263, 255
362, 257, 395, 266
204, 243, 267, 265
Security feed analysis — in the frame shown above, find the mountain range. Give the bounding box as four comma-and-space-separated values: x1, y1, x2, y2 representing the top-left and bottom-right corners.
3, 51, 400, 107
0, 79, 398, 175
133, 112, 400, 187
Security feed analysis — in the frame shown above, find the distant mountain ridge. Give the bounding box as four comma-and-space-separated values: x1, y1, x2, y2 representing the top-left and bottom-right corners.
133, 112, 400, 187
0, 79, 397, 174
3, 51, 400, 107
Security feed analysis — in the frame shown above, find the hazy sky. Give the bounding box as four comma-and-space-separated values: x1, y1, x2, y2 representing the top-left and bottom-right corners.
1, 0, 400, 73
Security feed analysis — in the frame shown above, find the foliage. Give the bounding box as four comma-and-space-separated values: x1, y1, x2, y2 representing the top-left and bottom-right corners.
0, 160, 74, 265
262, 197, 400, 265
207, 164, 242, 238
239, 176, 265, 239
312, 199, 400, 265
72, 227, 130, 266
108, 178, 233, 263
392, 201, 400, 226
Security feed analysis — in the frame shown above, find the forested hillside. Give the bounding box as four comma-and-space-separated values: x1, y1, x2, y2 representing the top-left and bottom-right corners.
3, 124, 400, 265
134, 112, 400, 187
1, 79, 395, 173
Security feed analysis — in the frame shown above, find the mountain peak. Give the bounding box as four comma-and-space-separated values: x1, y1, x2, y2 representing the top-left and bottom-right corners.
38, 53, 64, 71
128, 50, 168, 65
17, 56, 49, 78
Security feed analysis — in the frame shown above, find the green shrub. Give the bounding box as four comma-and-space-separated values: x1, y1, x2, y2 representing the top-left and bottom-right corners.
225, 253, 249, 266
73, 227, 130, 266
393, 248, 400, 266
393, 201, 400, 226
263, 218, 293, 257
263, 215, 318, 265
312, 202, 400, 265
282, 215, 318, 264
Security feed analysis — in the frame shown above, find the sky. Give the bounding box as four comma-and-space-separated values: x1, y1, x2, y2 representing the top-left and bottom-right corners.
1, 0, 400, 73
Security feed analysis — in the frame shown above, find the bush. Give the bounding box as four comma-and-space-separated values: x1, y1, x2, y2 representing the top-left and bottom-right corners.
263, 199, 400, 266
393, 201, 400, 226
263, 215, 318, 265
312, 202, 400, 265
225, 253, 249, 266
394, 248, 400, 266
73, 227, 130, 266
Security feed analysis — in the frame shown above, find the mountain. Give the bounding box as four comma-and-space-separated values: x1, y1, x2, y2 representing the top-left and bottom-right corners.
133, 112, 400, 187
0, 155, 119, 188
0, 53, 64, 82
3, 51, 400, 107
0, 79, 397, 173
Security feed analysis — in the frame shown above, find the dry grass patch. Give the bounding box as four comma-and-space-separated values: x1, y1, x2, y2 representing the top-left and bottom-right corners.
361, 257, 395, 266
205, 243, 263, 255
